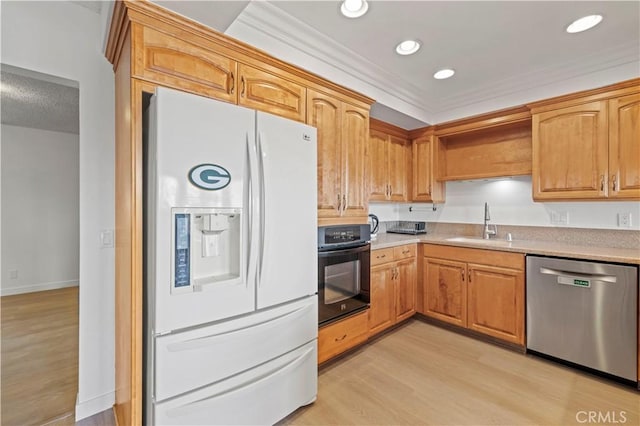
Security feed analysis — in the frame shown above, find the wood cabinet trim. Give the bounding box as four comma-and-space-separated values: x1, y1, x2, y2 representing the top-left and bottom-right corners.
433, 105, 531, 137
528, 78, 640, 113
422, 244, 525, 270
106, 1, 131, 71
370, 118, 410, 139
110, 1, 374, 107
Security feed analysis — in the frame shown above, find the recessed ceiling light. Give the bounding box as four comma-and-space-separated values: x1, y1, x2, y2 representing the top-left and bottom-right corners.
566, 14, 603, 33
341, 0, 368, 18
395, 40, 420, 56
433, 69, 455, 80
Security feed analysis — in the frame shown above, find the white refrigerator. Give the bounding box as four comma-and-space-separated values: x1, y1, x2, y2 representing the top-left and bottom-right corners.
145, 87, 318, 425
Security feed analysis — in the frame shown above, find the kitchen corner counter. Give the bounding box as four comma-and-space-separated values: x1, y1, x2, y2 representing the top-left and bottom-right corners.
371, 233, 640, 265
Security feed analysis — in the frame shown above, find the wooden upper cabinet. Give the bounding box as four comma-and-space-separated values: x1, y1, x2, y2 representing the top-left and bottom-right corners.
341, 105, 369, 218
530, 80, 640, 201
307, 90, 342, 218
412, 134, 445, 203
368, 129, 389, 201
532, 101, 609, 199
388, 136, 409, 201
134, 26, 237, 103
609, 93, 640, 199
309, 88, 369, 224
368, 120, 410, 202
238, 64, 306, 122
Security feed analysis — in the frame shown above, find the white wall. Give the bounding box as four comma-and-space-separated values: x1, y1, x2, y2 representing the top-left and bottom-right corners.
371, 176, 640, 231
1, 1, 115, 419
1, 125, 79, 295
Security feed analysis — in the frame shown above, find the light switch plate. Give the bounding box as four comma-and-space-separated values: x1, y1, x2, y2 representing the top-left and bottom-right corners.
101, 229, 114, 248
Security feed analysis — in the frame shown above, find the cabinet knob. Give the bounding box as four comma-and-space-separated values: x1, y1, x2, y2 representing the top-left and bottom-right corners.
600, 175, 605, 192
335, 334, 347, 342
461, 270, 465, 282
612, 174, 618, 192
240, 76, 246, 96
230, 72, 235, 94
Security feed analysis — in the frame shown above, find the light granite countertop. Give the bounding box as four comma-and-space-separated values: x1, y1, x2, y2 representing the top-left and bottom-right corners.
371, 232, 640, 265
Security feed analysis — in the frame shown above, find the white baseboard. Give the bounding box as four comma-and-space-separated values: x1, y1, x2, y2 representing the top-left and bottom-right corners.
1, 280, 78, 296
75, 391, 115, 421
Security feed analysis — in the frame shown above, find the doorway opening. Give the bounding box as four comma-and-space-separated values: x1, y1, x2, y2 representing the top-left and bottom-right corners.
1, 64, 80, 425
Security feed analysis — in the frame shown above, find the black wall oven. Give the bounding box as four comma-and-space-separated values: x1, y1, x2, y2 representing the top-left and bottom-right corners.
318, 225, 370, 325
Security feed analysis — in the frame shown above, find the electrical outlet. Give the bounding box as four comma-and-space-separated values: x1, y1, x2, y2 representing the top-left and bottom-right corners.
9, 269, 18, 279
559, 211, 569, 225
618, 212, 632, 228
550, 211, 560, 224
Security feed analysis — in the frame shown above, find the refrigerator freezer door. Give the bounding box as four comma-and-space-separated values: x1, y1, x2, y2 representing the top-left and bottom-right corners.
154, 296, 317, 401
255, 112, 318, 309
150, 87, 256, 333
153, 340, 317, 425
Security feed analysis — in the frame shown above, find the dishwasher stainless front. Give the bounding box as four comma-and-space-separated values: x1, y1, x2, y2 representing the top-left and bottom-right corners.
526, 255, 638, 382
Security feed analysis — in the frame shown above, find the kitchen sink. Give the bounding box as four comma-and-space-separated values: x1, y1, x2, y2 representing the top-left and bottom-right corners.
445, 237, 513, 246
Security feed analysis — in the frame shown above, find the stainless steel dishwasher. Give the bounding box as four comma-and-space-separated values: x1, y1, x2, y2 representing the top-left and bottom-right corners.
526, 255, 638, 382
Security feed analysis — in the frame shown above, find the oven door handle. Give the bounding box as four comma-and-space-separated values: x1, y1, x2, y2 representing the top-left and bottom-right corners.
318, 243, 371, 257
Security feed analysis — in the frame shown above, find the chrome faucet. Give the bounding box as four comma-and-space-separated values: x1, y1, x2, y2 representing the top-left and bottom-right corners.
483, 202, 497, 239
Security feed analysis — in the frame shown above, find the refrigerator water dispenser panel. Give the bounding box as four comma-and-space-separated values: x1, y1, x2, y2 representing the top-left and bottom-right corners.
171, 208, 242, 294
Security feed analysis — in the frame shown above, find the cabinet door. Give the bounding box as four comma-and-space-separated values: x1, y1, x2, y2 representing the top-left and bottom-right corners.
369, 265, 395, 336
532, 101, 609, 200
467, 264, 524, 345
368, 129, 390, 201
423, 257, 467, 327
412, 136, 443, 202
609, 94, 640, 199
388, 136, 409, 201
238, 64, 306, 122
136, 26, 237, 103
341, 104, 369, 219
307, 90, 342, 219
395, 258, 416, 323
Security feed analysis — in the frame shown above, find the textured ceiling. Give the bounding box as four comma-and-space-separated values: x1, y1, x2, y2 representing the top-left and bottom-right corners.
1, 69, 79, 135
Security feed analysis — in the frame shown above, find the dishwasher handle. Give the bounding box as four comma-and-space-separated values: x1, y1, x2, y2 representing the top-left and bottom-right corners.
539, 267, 617, 284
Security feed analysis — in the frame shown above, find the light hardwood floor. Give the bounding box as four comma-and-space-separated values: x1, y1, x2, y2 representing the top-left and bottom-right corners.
1, 287, 79, 426
282, 320, 639, 426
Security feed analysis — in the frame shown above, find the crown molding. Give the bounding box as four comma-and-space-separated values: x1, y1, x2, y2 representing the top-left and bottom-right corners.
432, 39, 640, 112
234, 2, 431, 114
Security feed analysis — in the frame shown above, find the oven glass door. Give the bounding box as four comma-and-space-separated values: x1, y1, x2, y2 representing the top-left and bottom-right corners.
318, 244, 370, 325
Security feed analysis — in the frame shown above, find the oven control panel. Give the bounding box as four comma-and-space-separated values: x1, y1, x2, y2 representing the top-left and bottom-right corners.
318, 224, 370, 251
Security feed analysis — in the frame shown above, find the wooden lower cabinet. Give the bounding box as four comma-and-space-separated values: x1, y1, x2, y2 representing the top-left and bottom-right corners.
318, 310, 368, 364
369, 266, 395, 335
395, 258, 417, 322
467, 264, 524, 344
423, 257, 467, 327
369, 244, 417, 337
421, 244, 525, 346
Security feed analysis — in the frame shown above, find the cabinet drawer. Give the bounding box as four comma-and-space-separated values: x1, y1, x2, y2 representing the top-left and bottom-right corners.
394, 244, 416, 260
318, 311, 368, 364
134, 26, 237, 103
371, 248, 394, 266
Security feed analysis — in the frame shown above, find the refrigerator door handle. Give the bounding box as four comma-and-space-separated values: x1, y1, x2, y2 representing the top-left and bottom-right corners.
257, 132, 266, 288
246, 133, 259, 289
